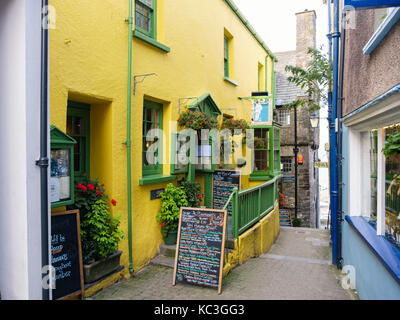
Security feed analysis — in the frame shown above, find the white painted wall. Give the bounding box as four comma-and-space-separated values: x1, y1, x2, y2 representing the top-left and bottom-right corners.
0, 0, 44, 300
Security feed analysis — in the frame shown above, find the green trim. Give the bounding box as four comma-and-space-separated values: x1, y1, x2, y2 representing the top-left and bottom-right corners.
224, 35, 229, 78
188, 93, 222, 116
134, 0, 156, 39
223, 0, 277, 62
139, 174, 176, 186
133, 29, 170, 53
249, 175, 273, 181
142, 100, 163, 177
127, 0, 134, 274
204, 173, 213, 208
224, 76, 239, 86
67, 101, 90, 180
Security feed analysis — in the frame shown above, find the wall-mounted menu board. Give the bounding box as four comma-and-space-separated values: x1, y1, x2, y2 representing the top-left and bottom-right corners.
173, 207, 227, 294
51, 210, 84, 300
212, 169, 241, 215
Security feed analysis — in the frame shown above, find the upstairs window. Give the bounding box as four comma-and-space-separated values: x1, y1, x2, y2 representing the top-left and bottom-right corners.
135, 0, 155, 38
277, 108, 291, 126
224, 35, 229, 78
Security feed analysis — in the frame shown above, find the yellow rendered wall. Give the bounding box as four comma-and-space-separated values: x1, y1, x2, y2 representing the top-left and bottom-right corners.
49, 0, 275, 275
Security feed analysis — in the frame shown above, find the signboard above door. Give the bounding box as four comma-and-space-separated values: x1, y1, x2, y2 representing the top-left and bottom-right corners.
344, 0, 400, 10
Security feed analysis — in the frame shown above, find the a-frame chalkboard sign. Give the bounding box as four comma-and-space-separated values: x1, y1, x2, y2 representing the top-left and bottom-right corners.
51, 210, 85, 300
212, 169, 241, 215
173, 207, 227, 294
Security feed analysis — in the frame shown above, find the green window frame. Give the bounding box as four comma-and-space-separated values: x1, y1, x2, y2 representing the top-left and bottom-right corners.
224, 35, 229, 78
142, 99, 163, 177
273, 126, 281, 174
252, 127, 270, 174
66, 101, 90, 181
135, 0, 156, 39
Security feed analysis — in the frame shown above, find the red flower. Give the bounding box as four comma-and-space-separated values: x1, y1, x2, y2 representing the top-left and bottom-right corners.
196, 203, 199, 206
161, 223, 166, 227
111, 199, 117, 206
77, 183, 83, 189
96, 190, 101, 196
198, 195, 202, 199
81, 185, 87, 191
87, 184, 95, 191
83, 172, 86, 177
101, 184, 105, 187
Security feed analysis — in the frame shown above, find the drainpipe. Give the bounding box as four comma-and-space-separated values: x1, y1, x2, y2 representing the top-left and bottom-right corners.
337, 11, 347, 270
37, 0, 50, 300
329, 0, 340, 266
125, 0, 134, 274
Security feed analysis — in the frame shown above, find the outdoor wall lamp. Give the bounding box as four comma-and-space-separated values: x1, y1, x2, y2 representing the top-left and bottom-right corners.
310, 112, 320, 128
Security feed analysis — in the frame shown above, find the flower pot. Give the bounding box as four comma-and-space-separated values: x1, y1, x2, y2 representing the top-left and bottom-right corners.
83, 250, 122, 284
163, 229, 178, 245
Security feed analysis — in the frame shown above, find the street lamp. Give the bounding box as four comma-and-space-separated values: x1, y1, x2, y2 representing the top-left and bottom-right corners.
310, 112, 319, 128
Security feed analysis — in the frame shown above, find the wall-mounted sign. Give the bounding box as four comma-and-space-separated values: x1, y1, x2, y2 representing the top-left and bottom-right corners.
251, 98, 273, 126
344, 0, 400, 10
212, 169, 241, 215
314, 161, 329, 168
150, 188, 165, 200
50, 126, 76, 208
173, 207, 227, 294
281, 175, 295, 183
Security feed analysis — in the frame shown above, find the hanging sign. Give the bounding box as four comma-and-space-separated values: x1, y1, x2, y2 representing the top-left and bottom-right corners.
251, 98, 273, 126
173, 207, 227, 294
344, 0, 400, 10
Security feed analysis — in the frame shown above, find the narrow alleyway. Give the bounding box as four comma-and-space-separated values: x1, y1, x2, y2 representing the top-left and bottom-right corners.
91, 227, 353, 300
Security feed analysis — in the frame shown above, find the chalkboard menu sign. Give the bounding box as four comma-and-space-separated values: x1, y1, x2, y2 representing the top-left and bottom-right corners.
173, 207, 227, 294
51, 210, 84, 300
212, 169, 241, 215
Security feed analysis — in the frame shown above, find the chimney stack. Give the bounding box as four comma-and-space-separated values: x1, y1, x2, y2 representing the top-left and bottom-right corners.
295, 10, 317, 69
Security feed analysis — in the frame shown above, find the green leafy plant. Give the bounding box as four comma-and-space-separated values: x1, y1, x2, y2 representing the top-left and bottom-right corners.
292, 217, 303, 227
80, 199, 124, 262
177, 110, 218, 130
382, 131, 400, 158
68, 176, 121, 264
156, 183, 188, 237
179, 180, 203, 208
285, 47, 332, 112
254, 137, 267, 149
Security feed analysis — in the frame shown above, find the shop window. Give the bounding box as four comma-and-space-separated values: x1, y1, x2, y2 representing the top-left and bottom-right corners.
66, 101, 90, 180
273, 127, 281, 172
135, 0, 155, 38
142, 100, 163, 176
357, 126, 400, 250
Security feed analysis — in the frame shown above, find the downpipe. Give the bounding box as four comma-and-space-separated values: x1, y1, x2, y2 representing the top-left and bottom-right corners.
37, 0, 50, 300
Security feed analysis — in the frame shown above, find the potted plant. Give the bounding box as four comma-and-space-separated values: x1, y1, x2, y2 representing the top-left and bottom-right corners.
156, 183, 188, 245
69, 177, 124, 284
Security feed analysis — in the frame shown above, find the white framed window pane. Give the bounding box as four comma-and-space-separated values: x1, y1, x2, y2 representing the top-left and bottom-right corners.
384, 126, 400, 249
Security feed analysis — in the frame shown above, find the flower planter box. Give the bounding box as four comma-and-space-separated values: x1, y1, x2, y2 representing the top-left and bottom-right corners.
83, 250, 122, 284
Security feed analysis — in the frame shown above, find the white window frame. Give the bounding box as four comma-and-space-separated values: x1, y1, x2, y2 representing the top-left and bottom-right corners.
344, 89, 400, 238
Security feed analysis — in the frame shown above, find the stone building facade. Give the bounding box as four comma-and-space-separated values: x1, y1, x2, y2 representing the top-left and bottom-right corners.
274, 10, 320, 228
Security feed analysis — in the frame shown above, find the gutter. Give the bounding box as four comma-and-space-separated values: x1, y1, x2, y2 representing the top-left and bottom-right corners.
125, 0, 134, 274
223, 0, 278, 62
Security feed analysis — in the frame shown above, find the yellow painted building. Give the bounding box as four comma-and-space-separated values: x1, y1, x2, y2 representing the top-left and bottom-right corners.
49, 0, 280, 283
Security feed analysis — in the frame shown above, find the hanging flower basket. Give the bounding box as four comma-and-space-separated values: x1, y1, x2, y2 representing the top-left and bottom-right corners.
177, 110, 218, 130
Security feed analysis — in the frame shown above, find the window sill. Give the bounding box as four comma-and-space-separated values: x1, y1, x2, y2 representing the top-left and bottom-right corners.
345, 215, 400, 285
223, 77, 239, 86
139, 174, 176, 186
133, 30, 170, 53
249, 172, 274, 181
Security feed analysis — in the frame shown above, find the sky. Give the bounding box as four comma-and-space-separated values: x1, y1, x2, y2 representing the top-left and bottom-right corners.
232, 0, 331, 195
233, 0, 329, 53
